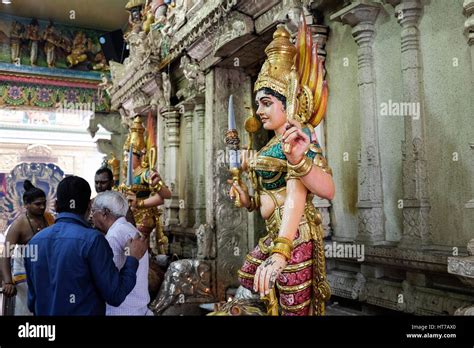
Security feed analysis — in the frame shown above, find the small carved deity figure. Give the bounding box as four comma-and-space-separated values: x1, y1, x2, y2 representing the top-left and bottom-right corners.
150, 0, 168, 30
10, 20, 24, 64
57, 33, 72, 54
67, 31, 88, 67
126, 0, 146, 33
161, 72, 171, 106
166, 0, 186, 33
43, 22, 59, 68
179, 55, 205, 95
26, 19, 40, 66
93, 51, 109, 71
97, 73, 112, 102
196, 224, 215, 260
142, 0, 155, 33
147, 27, 162, 57
125, 30, 147, 69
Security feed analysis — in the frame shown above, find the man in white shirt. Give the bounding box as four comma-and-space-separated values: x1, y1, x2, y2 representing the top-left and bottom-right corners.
92, 191, 153, 316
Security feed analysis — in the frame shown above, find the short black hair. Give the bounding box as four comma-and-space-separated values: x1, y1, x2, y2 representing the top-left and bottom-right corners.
95, 167, 113, 181
257, 87, 287, 109
23, 180, 46, 204
56, 176, 91, 215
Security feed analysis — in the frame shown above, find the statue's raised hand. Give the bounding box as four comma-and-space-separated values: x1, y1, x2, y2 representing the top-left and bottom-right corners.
281, 119, 310, 165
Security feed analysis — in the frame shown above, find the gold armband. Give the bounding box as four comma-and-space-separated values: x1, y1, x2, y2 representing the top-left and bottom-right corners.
286, 156, 313, 179
137, 199, 145, 209
150, 180, 164, 193
313, 154, 333, 176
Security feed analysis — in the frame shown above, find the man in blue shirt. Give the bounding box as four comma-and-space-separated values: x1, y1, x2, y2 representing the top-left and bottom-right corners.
24, 176, 148, 315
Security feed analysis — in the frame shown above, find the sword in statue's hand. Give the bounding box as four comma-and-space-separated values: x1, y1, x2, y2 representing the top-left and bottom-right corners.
225, 95, 243, 207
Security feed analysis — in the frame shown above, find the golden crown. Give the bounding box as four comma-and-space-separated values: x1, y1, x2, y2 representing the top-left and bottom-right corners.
254, 26, 296, 98
123, 116, 146, 154
254, 21, 329, 127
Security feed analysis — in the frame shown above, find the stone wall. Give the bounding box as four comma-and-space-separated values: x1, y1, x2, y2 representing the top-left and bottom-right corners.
325, 0, 474, 314
327, 0, 472, 248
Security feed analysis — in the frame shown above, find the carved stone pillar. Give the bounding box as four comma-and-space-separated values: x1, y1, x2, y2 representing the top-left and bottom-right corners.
385, 0, 431, 248
331, 1, 386, 245
157, 110, 166, 176
162, 107, 180, 226
309, 22, 332, 237
177, 101, 195, 228
205, 68, 252, 300
193, 97, 206, 228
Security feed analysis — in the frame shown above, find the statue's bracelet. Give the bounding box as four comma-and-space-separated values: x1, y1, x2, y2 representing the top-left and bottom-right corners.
271, 244, 292, 261
137, 199, 145, 209
274, 236, 294, 251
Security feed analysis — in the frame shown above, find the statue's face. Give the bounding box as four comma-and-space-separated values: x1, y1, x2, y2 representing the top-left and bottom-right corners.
132, 152, 141, 169
255, 90, 286, 132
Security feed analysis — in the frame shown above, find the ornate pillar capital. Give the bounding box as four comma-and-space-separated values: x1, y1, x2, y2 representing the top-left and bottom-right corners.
331, 1, 382, 76
331, 1, 382, 32
162, 107, 181, 147
392, 1, 423, 25
310, 24, 330, 60
178, 100, 196, 115
193, 96, 205, 110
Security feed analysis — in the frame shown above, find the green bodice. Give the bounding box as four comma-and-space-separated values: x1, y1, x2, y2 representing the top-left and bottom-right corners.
251, 128, 319, 191
132, 167, 152, 198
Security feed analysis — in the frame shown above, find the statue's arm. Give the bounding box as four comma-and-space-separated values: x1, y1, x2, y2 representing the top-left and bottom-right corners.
280, 178, 307, 242
299, 151, 335, 200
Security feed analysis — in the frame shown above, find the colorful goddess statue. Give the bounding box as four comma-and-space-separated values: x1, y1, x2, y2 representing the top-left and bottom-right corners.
66, 31, 88, 68
26, 19, 40, 66
229, 23, 334, 316
119, 115, 171, 255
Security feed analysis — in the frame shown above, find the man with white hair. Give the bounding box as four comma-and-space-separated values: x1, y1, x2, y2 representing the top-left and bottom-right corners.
92, 191, 153, 316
